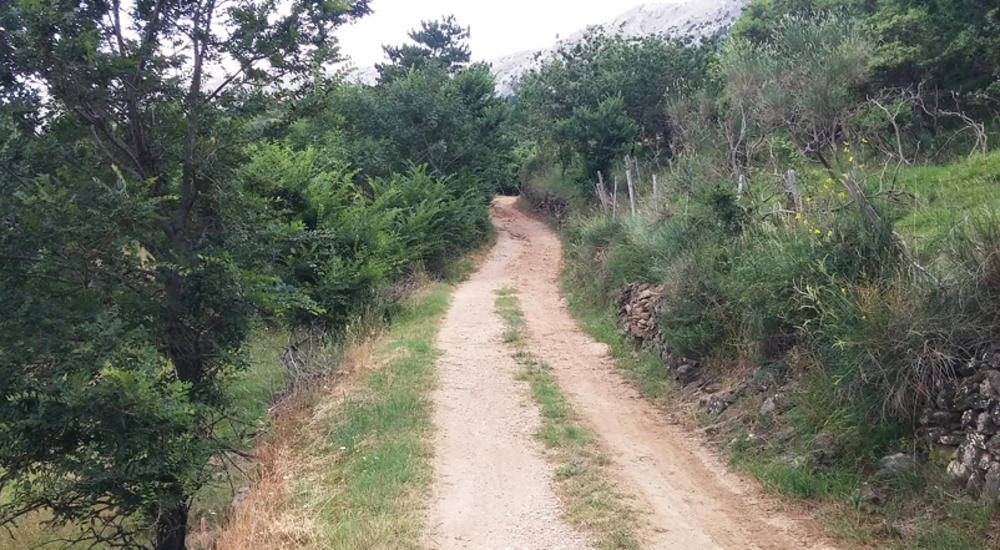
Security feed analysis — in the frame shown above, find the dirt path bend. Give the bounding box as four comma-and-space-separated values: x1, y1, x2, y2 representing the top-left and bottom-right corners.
497, 196, 840, 550
425, 196, 840, 550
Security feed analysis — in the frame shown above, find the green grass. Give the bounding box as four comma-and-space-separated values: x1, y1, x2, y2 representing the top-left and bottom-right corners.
495, 288, 639, 550
289, 285, 450, 550
891, 150, 1000, 266
727, 436, 861, 500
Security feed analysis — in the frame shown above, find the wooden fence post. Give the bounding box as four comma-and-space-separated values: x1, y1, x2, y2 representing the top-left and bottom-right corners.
596, 171, 611, 213
785, 169, 803, 212
625, 156, 637, 217
612, 175, 619, 220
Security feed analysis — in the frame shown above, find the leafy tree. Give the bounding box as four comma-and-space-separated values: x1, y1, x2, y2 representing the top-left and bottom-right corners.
557, 95, 639, 179
377, 15, 471, 83
0, 0, 369, 548
868, 0, 999, 94
732, 0, 1000, 96
293, 63, 513, 194
719, 15, 873, 157
515, 31, 712, 182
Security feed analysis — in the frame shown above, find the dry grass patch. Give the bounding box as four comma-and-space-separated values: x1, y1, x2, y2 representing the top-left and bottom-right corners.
214, 285, 451, 550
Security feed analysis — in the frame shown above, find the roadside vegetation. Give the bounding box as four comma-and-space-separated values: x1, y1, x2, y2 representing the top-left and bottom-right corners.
2, 0, 999, 547
512, 1, 1000, 548
495, 288, 640, 550
0, 4, 507, 548
215, 284, 450, 550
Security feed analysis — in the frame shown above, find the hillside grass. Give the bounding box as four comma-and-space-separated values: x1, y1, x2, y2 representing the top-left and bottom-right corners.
495, 288, 640, 550
527, 146, 1000, 550
891, 151, 1000, 266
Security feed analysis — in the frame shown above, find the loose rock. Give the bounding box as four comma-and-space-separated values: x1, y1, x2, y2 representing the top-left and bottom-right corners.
875, 453, 917, 480
707, 396, 729, 416
811, 431, 838, 466
859, 483, 882, 513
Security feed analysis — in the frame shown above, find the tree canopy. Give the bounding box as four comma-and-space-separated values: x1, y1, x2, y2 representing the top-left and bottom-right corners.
0, 5, 505, 550
377, 15, 472, 83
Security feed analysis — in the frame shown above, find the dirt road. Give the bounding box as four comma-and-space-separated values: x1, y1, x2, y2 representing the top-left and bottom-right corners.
425, 196, 839, 549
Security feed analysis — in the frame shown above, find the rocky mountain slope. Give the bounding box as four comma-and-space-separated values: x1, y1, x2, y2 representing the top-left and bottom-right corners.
491, 0, 750, 95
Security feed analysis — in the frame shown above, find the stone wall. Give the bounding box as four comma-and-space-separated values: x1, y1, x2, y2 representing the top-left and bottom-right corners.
919, 347, 1000, 504
617, 282, 701, 383
524, 191, 569, 223
619, 279, 1000, 505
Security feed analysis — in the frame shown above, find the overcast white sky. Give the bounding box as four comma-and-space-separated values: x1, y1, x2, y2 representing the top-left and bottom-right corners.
337, 0, 635, 67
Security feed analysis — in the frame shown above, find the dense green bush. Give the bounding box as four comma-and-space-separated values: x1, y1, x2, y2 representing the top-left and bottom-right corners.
237, 144, 489, 328
515, 31, 714, 184
0, 5, 503, 546
732, 0, 1000, 97
291, 62, 515, 194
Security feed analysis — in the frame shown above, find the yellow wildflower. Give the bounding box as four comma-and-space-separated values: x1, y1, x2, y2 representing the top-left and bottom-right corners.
795, 213, 802, 220
827, 230, 833, 237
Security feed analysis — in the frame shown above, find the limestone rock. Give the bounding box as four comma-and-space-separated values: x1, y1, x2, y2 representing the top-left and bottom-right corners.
707, 396, 729, 416
811, 431, 838, 466
982, 462, 1000, 505
875, 453, 917, 480
859, 482, 882, 513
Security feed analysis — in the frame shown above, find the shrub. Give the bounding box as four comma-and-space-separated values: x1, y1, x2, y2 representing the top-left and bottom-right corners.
238, 145, 489, 328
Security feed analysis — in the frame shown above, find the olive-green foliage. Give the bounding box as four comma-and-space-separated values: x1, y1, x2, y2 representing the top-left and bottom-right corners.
291, 63, 516, 194
718, 15, 873, 156
732, 0, 1000, 97
559, 156, 1000, 481
515, 31, 714, 182
237, 144, 489, 328
516, 0, 1000, 545
0, 0, 501, 545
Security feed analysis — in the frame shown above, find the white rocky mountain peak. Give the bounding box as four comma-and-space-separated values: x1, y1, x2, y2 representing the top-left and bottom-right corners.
490, 0, 749, 95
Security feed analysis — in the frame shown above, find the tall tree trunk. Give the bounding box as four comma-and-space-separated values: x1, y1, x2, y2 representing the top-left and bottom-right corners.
163, 271, 205, 384
153, 503, 189, 550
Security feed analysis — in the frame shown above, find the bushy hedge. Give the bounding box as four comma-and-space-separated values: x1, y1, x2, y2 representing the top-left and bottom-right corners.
238, 143, 489, 328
